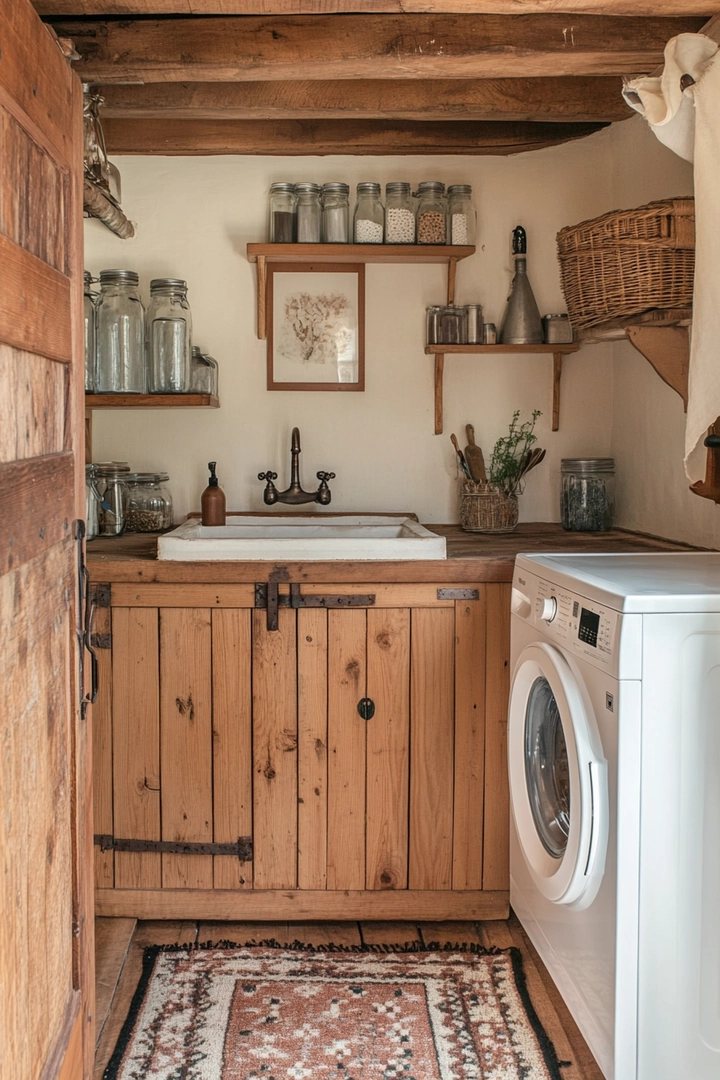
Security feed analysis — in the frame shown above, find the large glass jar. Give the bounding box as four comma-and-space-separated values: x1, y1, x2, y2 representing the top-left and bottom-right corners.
190, 346, 218, 396
125, 472, 173, 532
295, 182, 321, 243
147, 278, 192, 393
416, 181, 447, 244
447, 184, 477, 245
439, 305, 467, 345
561, 458, 615, 532
95, 270, 145, 393
95, 462, 130, 536
353, 182, 384, 244
269, 182, 296, 242
321, 183, 350, 243
384, 182, 415, 244
84, 271, 96, 393
85, 463, 101, 540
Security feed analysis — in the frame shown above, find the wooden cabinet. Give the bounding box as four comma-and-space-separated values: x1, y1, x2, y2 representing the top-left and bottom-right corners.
92, 579, 510, 921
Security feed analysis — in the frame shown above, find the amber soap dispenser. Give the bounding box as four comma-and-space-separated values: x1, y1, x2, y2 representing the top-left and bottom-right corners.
201, 461, 226, 526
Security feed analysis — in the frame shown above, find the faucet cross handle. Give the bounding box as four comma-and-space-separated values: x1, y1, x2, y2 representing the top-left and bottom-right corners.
258, 471, 278, 482
317, 471, 336, 483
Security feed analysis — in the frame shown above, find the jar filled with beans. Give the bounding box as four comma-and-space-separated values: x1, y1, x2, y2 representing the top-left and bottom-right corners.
384, 182, 416, 243
353, 182, 384, 243
416, 181, 447, 244
125, 472, 173, 532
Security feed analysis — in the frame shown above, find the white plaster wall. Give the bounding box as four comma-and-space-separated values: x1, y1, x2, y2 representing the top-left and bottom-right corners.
85, 138, 617, 524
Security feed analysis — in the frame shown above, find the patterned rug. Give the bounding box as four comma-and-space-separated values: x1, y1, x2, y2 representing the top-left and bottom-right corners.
105, 942, 565, 1079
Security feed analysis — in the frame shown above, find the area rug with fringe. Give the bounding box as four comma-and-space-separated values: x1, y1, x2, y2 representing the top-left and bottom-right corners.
105, 941, 564, 1080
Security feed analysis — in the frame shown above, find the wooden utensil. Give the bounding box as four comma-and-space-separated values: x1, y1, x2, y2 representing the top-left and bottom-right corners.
450, 433, 473, 479
519, 447, 546, 478
464, 424, 487, 482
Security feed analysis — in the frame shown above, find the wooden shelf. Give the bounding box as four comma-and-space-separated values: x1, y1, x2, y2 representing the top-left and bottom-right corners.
85, 393, 219, 408
425, 343, 579, 435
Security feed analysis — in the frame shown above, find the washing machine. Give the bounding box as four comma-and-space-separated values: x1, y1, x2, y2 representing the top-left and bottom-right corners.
509, 552, 720, 1080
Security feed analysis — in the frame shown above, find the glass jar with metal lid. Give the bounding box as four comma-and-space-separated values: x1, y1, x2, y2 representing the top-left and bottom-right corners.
439, 305, 467, 345
560, 458, 615, 532
269, 182, 296, 242
94, 462, 130, 536
321, 183, 350, 243
353, 182, 384, 244
295, 182, 322, 243
95, 270, 145, 393
447, 184, 477, 245
125, 472, 173, 532
416, 181, 447, 244
385, 182, 416, 243
84, 271, 97, 393
146, 278, 192, 393
85, 463, 101, 540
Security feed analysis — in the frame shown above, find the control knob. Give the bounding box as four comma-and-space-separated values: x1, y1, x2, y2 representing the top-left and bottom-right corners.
540, 596, 558, 623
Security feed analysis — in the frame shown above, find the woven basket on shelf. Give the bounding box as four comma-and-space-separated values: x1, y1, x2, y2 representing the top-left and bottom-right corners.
459, 482, 519, 534
556, 197, 695, 330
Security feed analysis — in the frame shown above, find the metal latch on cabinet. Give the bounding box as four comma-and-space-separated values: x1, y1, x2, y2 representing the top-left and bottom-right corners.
94, 834, 253, 861
255, 582, 376, 631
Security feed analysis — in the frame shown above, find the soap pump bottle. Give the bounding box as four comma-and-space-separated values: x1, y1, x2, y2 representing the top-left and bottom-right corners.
201, 461, 226, 526
499, 225, 544, 345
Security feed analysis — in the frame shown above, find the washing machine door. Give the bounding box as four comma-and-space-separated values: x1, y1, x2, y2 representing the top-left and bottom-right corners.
509, 641, 608, 908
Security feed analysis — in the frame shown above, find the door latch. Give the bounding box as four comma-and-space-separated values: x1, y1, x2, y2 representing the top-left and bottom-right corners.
255, 582, 376, 632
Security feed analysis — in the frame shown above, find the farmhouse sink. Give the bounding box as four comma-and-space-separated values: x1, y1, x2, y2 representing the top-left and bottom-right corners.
157, 513, 447, 561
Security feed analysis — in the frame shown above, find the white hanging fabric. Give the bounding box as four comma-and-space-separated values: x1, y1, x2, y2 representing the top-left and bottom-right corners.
623, 33, 720, 480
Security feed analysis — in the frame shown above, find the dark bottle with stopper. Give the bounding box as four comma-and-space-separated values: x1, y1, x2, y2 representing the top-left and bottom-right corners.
499, 225, 543, 345
201, 461, 226, 526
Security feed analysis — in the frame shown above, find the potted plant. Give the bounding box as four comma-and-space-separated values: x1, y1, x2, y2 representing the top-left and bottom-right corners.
460, 410, 543, 533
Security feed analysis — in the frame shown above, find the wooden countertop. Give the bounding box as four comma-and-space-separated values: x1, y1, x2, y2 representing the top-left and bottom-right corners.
87, 523, 701, 585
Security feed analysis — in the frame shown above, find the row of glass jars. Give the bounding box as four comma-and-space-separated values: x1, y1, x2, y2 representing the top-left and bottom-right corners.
85, 462, 173, 539
269, 181, 476, 246
427, 304, 487, 345
84, 270, 218, 395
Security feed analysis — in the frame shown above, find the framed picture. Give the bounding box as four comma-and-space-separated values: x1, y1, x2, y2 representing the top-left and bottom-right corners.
267, 263, 365, 391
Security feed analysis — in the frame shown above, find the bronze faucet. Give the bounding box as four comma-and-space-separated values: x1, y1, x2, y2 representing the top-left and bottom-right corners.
258, 427, 335, 506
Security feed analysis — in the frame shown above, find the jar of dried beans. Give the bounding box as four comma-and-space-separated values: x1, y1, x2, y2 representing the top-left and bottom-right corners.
353, 182, 384, 243
384, 182, 415, 243
416, 181, 447, 244
448, 184, 477, 245
125, 472, 173, 532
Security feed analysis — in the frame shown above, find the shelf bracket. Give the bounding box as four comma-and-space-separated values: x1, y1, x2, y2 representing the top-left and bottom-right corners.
256, 254, 267, 340
625, 324, 689, 409
552, 353, 562, 432
434, 354, 445, 435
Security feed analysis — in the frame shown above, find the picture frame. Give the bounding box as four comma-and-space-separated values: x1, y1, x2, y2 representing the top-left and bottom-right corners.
267, 262, 365, 391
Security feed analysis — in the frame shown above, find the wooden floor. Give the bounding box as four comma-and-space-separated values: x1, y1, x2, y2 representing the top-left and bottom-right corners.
94, 916, 604, 1080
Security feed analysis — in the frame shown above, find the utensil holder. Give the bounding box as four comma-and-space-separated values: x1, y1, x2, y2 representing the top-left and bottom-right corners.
459, 481, 519, 533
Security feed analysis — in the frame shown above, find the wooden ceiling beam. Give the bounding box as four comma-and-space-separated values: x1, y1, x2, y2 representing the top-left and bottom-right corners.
102, 116, 608, 154
34, 3, 720, 17
50, 13, 705, 83
96, 76, 632, 123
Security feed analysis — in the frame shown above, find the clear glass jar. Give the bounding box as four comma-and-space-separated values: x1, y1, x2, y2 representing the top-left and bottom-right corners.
84, 271, 96, 393
295, 182, 322, 243
125, 472, 173, 532
147, 278, 192, 393
447, 184, 477, 245
85, 463, 101, 540
439, 305, 467, 345
465, 303, 483, 344
95, 462, 130, 536
426, 305, 442, 345
190, 346, 218, 396
269, 182, 296, 242
385, 182, 416, 244
560, 458, 615, 532
321, 183, 350, 243
353, 182, 384, 244
416, 181, 447, 244
95, 270, 145, 393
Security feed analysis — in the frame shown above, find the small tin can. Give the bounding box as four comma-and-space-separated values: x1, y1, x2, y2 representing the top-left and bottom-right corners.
542, 313, 573, 344
482, 322, 497, 344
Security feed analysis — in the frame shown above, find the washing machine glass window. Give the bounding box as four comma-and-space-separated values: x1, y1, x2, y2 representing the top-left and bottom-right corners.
524, 676, 570, 859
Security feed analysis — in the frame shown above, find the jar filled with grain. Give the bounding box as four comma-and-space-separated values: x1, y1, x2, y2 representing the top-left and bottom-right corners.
560, 458, 615, 532
384, 182, 416, 244
447, 184, 476, 245
321, 183, 350, 243
353, 182, 384, 243
416, 181, 447, 244
268, 182, 296, 242
125, 472, 173, 532
295, 182, 322, 243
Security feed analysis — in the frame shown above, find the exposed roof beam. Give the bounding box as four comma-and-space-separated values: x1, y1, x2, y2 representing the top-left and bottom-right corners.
102, 116, 609, 154
51, 14, 705, 83
97, 76, 631, 123
34, 3, 720, 16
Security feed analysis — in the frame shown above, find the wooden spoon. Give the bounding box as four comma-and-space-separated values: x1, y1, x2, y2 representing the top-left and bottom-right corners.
464, 424, 487, 482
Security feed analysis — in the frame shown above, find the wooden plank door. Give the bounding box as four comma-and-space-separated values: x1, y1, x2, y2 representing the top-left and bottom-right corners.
0, 1, 89, 1078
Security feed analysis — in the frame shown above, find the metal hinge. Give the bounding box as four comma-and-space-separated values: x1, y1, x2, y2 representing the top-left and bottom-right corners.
90, 633, 112, 650
90, 583, 111, 608
255, 582, 376, 631
437, 588, 480, 600
94, 834, 253, 861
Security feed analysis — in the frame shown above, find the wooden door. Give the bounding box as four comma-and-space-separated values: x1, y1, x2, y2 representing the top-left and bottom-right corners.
0, 2, 89, 1078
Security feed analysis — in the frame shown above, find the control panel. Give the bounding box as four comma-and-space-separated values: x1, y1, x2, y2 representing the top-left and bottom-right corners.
511, 571, 619, 668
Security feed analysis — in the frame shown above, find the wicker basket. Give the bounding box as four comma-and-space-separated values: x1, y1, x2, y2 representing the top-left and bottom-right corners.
556, 198, 695, 330
459, 482, 519, 534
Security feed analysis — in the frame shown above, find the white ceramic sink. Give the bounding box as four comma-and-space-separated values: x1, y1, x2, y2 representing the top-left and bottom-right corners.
158, 514, 447, 561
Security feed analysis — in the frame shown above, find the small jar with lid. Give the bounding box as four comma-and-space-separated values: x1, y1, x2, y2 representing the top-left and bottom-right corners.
426, 305, 442, 345
295, 182, 322, 243
447, 184, 477, 245
95, 270, 145, 393
416, 182, 447, 244
560, 458, 615, 532
269, 182, 296, 242
95, 462, 131, 536
353, 182, 384, 244
147, 278, 192, 393
190, 346, 218, 396
85, 463, 101, 540
439, 305, 467, 345
321, 183, 350, 243
385, 182, 416, 244
125, 472, 173, 532
84, 271, 97, 393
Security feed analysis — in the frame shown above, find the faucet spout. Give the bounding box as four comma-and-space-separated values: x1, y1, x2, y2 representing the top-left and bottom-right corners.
258, 428, 335, 506
289, 427, 302, 494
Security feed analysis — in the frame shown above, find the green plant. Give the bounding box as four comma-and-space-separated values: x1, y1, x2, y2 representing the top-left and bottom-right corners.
488, 410, 541, 496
